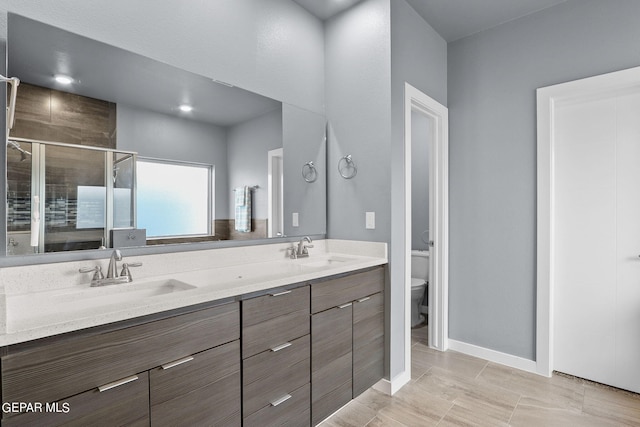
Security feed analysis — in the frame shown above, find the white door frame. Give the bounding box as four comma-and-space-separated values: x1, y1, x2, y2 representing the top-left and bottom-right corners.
404, 83, 449, 370
536, 65, 640, 377
267, 148, 283, 238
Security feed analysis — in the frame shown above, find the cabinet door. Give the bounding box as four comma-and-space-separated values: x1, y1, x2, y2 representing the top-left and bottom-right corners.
150, 340, 241, 427
2, 372, 149, 427
311, 304, 352, 426
353, 292, 384, 397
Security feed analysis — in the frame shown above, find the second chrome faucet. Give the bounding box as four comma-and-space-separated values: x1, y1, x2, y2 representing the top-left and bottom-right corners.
288, 236, 314, 259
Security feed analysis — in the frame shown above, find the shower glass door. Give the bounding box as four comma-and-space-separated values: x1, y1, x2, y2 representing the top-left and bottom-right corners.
113, 152, 136, 229
6, 139, 137, 254
44, 144, 107, 252
6, 141, 33, 255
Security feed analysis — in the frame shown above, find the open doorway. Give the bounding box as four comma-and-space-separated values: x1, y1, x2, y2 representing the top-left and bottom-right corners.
404, 83, 449, 377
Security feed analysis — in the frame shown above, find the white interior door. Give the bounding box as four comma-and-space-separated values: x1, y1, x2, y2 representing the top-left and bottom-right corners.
553, 90, 640, 393
267, 148, 284, 237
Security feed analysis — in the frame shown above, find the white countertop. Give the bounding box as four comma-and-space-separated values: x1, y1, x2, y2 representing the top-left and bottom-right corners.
0, 239, 387, 346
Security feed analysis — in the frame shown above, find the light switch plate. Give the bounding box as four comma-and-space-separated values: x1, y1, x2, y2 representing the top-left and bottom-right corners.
366, 212, 375, 229
292, 212, 299, 227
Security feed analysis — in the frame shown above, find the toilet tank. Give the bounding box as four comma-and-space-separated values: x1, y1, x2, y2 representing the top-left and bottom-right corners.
411, 250, 429, 281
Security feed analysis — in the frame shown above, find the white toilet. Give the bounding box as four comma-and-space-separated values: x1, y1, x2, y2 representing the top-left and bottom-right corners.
411, 250, 429, 327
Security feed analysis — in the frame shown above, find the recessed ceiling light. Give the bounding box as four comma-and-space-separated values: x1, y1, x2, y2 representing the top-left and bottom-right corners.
179, 104, 193, 112
54, 75, 73, 85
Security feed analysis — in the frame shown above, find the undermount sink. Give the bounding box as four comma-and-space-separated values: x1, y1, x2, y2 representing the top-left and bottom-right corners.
298, 255, 355, 268
5, 279, 196, 333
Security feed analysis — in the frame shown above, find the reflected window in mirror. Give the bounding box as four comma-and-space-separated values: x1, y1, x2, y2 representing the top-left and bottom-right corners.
136, 159, 212, 239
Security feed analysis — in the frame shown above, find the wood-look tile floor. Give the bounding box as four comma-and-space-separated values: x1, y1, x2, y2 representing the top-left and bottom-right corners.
320, 324, 640, 426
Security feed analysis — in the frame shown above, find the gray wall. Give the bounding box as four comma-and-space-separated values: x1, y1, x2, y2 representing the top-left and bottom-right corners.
448, 0, 640, 359
282, 104, 326, 237
325, 0, 391, 244
0, 0, 325, 115
116, 104, 229, 219
411, 110, 430, 251
227, 108, 283, 220
325, 0, 447, 381
389, 0, 447, 380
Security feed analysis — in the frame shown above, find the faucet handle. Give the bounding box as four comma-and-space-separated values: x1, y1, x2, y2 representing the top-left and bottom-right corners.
287, 246, 297, 259
79, 266, 104, 281
120, 262, 142, 282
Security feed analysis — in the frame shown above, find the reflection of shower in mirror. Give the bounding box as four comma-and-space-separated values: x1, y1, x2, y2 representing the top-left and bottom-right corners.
7, 140, 32, 161
0, 73, 20, 130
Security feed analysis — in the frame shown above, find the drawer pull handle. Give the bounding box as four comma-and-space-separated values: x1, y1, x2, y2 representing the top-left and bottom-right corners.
270, 342, 292, 352
270, 394, 292, 407
161, 356, 195, 370
337, 303, 352, 309
98, 375, 139, 393
270, 290, 292, 297
357, 297, 371, 303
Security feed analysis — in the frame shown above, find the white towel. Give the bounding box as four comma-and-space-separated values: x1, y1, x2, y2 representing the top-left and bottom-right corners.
235, 186, 251, 232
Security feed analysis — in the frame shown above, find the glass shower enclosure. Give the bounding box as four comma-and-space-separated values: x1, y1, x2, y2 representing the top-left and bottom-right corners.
6, 138, 136, 254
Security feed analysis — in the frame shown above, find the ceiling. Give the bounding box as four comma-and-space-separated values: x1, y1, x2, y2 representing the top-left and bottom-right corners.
293, 0, 568, 42
8, 14, 281, 128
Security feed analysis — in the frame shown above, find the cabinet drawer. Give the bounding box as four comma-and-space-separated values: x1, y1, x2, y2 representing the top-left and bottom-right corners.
2, 302, 239, 405
243, 285, 309, 326
150, 339, 240, 408
2, 371, 149, 427
242, 287, 310, 358
353, 292, 385, 397
244, 383, 310, 427
150, 342, 241, 427
243, 335, 310, 417
311, 267, 384, 313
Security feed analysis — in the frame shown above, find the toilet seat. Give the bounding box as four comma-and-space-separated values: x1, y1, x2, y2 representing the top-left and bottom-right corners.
411, 277, 426, 289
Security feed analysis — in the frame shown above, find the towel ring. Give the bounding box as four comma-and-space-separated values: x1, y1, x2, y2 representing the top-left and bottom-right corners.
338, 154, 357, 179
302, 161, 318, 183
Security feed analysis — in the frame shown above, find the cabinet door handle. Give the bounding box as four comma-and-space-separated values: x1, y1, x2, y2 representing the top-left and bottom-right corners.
270, 342, 292, 352
161, 356, 194, 370
98, 375, 139, 392
357, 297, 371, 303
337, 303, 352, 309
270, 290, 291, 297
270, 394, 292, 407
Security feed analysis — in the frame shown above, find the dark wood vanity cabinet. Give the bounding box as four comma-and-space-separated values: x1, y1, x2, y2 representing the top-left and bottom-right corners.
0, 302, 241, 427
241, 285, 311, 427
0, 265, 385, 427
311, 267, 385, 425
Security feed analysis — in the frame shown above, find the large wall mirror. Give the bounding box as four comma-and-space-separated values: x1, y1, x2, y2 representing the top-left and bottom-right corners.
4, 13, 326, 258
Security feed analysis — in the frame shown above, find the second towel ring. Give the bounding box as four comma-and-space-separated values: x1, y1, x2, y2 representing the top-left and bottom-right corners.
302, 161, 318, 183
338, 154, 357, 179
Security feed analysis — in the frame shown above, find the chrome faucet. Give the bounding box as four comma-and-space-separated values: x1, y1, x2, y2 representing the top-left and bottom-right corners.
80, 250, 142, 286
296, 236, 314, 258
107, 249, 122, 279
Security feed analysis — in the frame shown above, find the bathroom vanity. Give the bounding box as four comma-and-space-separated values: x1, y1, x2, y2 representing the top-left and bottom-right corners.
0, 240, 387, 426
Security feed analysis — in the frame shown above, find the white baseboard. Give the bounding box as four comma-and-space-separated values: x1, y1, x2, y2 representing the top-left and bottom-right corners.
448, 339, 538, 375
373, 370, 411, 396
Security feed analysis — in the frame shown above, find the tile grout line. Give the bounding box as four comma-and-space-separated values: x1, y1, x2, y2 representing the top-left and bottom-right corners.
507, 394, 523, 425
474, 360, 490, 380
435, 401, 456, 426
